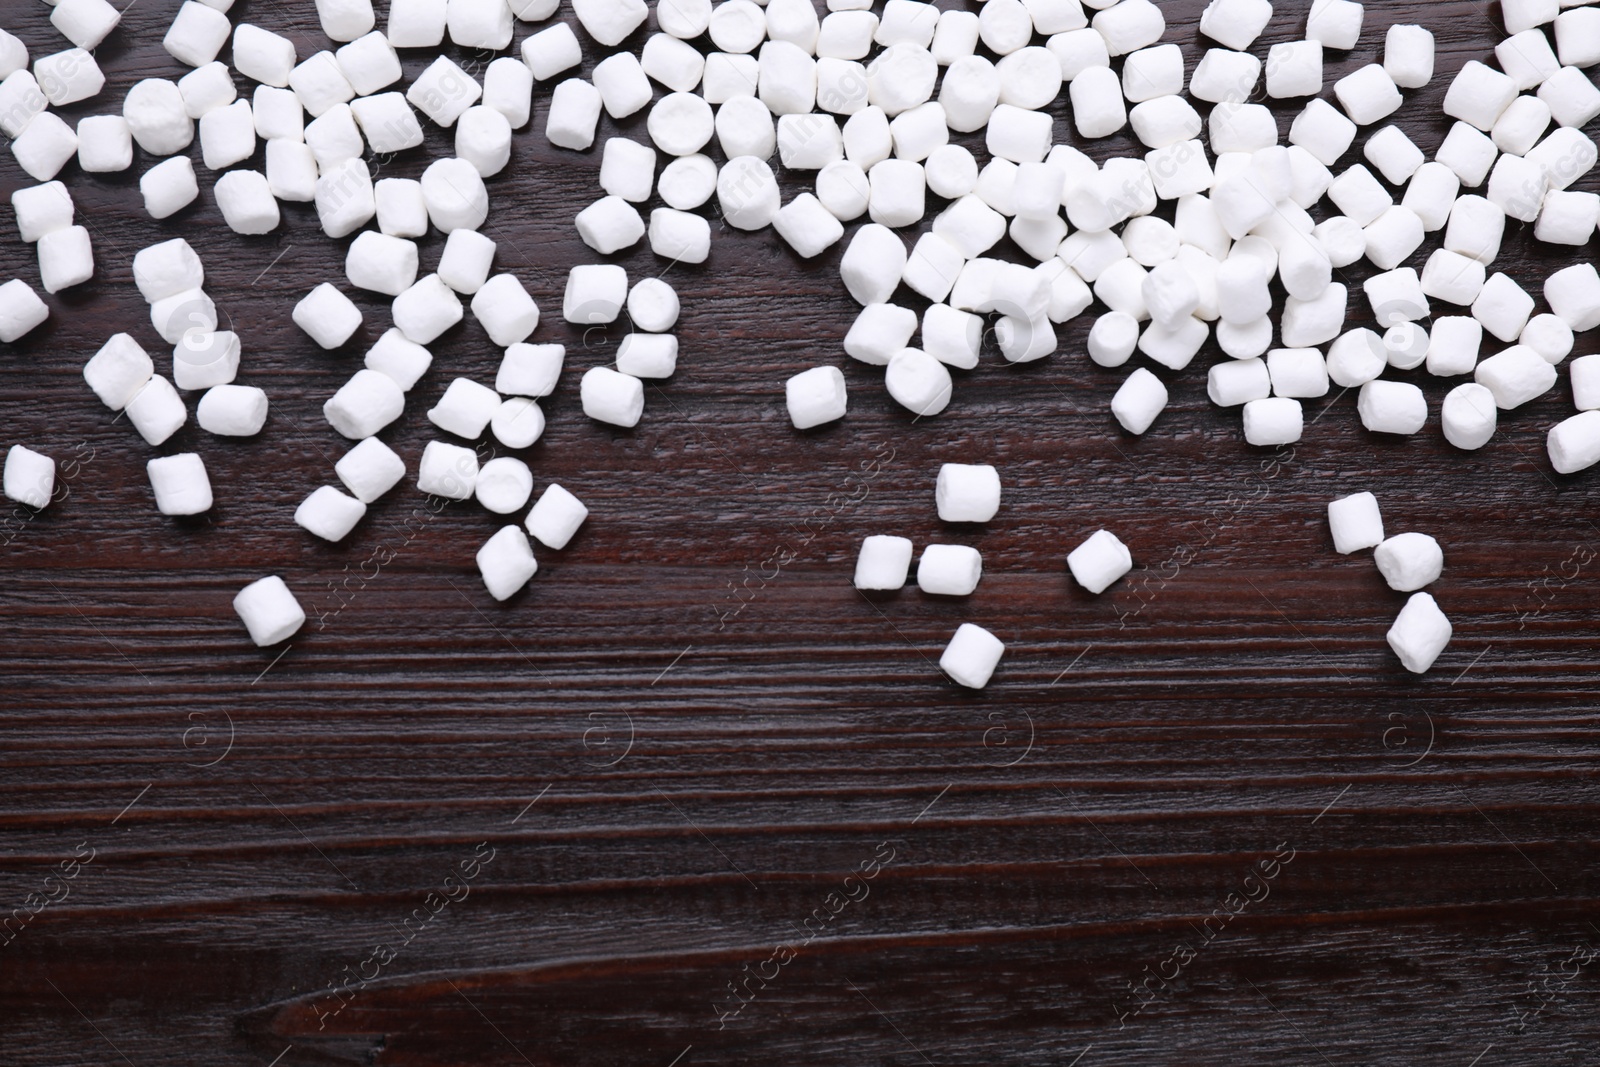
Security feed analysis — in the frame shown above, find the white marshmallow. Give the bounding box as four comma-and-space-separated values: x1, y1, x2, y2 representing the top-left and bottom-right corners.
980, 0, 1034, 54
0, 70, 46, 140
265, 140, 317, 203
11, 182, 72, 243
252, 86, 303, 141
936, 464, 1000, 522
233, 576, 306, 647
83, 333, 153, 410
12, 113, 78, 181
476, 526, 538, 601
483, 57, 534, 128
616, 333, 678, 378
1383, 322, 1430, 370
718, 155, 781, 229
987, 103, 1053, 162
335, 437, 405, 503
522, 24, 583, 81
1444, 61, 1518, 131
786, 365, 848, 429
294, 283, 362, 350
448, 0, 512, 48
575, 195, 646, 255
1487, 152, 1548, 222
491, 397, 545, 449
233, 24, 296, 87
52, 0, 119, 50
1387, 592, 1451, 673
1364, 268, 1430, 326
436, 229, 497, 295
197, 384, 269, 437
1267, 347, 1329, 397
417, 440, 479, 499
428, 377, 500, 439
923, 303, 982, 369
1548, 410, 1600, 473
886, 347, 952, 416
628, 279, 679, 332
600, 137, 657, 202
349, 92, 422, 154
1091, 0, 1163, 54
1306, 0, 1362, 47
1540, 66, 1600, 129
941, 623, 1004, 689
593, 51, 651, 119
775, 193, 847, 257
1545, 263, 1600, 331
1111, 366, 1168, 433
1425, 316, 1484, 376
289, 53, 355, 119
581, 366, 645, 427
149, 288, 215, 345
854, 534, 913, 590
365, 328, 433, 390
37, 225, 92, 293
1472, 272, 1536, 341
420, 157, 488, 231
1475, 344, 1556, 408
918, 543, 982, 595
178, 61, 236, 118
471, 274, 539, 347
1444, 194, 1506, 264
1420, 248, 1487, 305
3, 445, 54, 509
76, 115, 132, 173
1287, 97, 1355, 166
164, 1, 231, 66
387, 0, 445, 45
1493, 96, 1552, 156
1357, 379, 1427, 434
172, 329, 240, 391
315, 157, 376, 238
564, 264, 627, 324
315, 0, 375, 41
295, 485, 366, 542
345, 231, 418, 298
647, 207, 712, 264
574, 0, 647, 45
1573, 354, 1600, 410
1401, 162, 1460, 230
1207, 357, 1270, 406
408, 56, 481, 127
1071, 66, 1126, 138
1363, 124, 1424, 183
1200, 0, 1271, 49
525, 483, 588, 549
1364, 205, 1424, 270
1536, 189, 1600, 245
1067, 528, 1131, 593
1241, 396, 1303, 445
325, 368, 405, 438
702, 52, 758, 103
496, 343, 564, 397
1266, 40, 1323, 99
475, 457, 533, 515
125, 375, 187, 446
659, 0, 712, 38
1191, 48, 1260, 104
839, 223, 907, 304
305, 103, 364, 170
1441, 382, 1497, 449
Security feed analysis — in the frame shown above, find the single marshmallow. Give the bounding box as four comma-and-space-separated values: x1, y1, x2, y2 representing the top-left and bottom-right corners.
1357, 379, 1427, 434
491, 397, 545, 449
253, 85, 304, 141
172, 329, 240, 391
839, 223, 907, 305
1266, 40, 1323, 99
349, 93, 422, 154
265, 140, 317, 203
1539, 66, 1600, 129
1425, 316, 1485, 377
0, 71, 47, 141
365, 329, 433, 391
717, 155, 781, 229
0, 279, 47, 343
324, 368, 405, 438
786, 365, 848, 429
522, 24, 583, 81
315, 157, 376, 239
627, 279, 679, 332
12, 113, 79, 182
593, 51, 652, 119
615, 333, 678, 378
1472, 272, 1536, 342
575, 195, 646, 254
923, 303, 982, 369
1363, 268, 1430, 327
52, 0, 120, 50
854, 534, 913, 590
1387, 592, 1452, 673
1475, 344, 1557, 408
416, 440, 479, 499
3, 445, 55, 509
1306, 0, 1361, 48
1190, 48, 1261, 104
294, 283, 362, 349
886, 347, 953, 416
1520, 313, 1574, 364
37, 225, 92, 293
564, 264, 627, 324
76, 115, 132, 173
11, 183, 72, 244
179, 61, 237, 118
1242, 396, 1303, 445
1067, 529, 1132, 594
335, 436, 405, 503
1548, 410, 1600, 474
345, 231, 418, 297
197, 384, 269, 437
483, 57, 533, 129
418, 156, 489, 232
408, 56, 481, 127
1444, 61, 1518, 131
1111, 367, 1168, 434
1207, 357, 1270, 407
436, 229, 497, 294
233, 576, 306, 647
1545, 264, 1600, 332
525, 483, 588, 550
83, 333, 153, 410
289, 53, 355, 119
573, 0, 648, 46
476, 526, 537, 601
599, 137, 657, 203
470, 274, 539, 347
164, 1, 231, 67
1535, 189, 1600, 245
936, 463, 1000, 522
940, 623, 1004, 689
918, 543, 982, 595
295, 485, 366, 542
581, 366, 645, 427
215, 169, 280, 234
775, 193, 847, 258
648, 207, 713, 263
496, 343, 564, 398
1441, 382, 1497, 449
475, 457, 534, 515
1327, 491, 1383, 552
233, 24, 296, 87
125, 375, 188, 446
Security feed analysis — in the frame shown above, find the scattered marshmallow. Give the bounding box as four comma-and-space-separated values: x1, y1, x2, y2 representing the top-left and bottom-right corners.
233, 576, 306, 647
324, 368, 405, 439
477, 525, 537, 601
786, 365, 848, 428
417, 439, 479, 499
1387, 592, 1452, 673
475, 457, 534, 514
526, 483, 588, 549
581, 366, 645, 427
3, 445, 55, 509
197, 384, 269, 437
1441, 382, 1497, 450
855, 534, 914, 590
428, 377, 501, 438
1548, 410, 1600, 474
1067, 528, 1132, 594
940, 622, 1004, 689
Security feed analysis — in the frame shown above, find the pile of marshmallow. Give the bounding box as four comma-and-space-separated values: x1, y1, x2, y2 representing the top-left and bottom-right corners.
0, 0, 1597, 671
851, 463, 1131, 687
1327, 490, 1451, 673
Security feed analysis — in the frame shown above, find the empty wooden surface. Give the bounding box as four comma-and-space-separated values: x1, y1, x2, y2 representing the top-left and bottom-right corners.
2, 0, 1598, 1062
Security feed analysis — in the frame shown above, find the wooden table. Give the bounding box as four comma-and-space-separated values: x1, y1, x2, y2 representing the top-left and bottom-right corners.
3, 0, 1598, 1061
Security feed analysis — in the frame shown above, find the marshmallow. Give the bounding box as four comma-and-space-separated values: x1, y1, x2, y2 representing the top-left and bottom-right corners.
83, 334, 153, 410
164, 2, 231, 66
1334, 63, 1401, 125
474, 457, 533, 516
1241, 396, 1303, 445
1441, 382, 1497, 449
918, 543, 982, 595
325, 368, 405, 438
483, 57, 533, 128
475, 526, 538, 601
197, 384, 269, 437
1267, 347, 1330, 397
1555, 7, 1600, 67
349, 93, 422, 154
600, 137, 657, 203
760, 40, 819, 116
172, 329, 240, 391
1071, 65, 1126, 138
259, 140, 315, 204
1473, 272, 1536, 341
295, 485, 366, 542
37, 225, 92, 293
0, 32, 22, 81
1387, 592, 1452, 673
574, 0, 647, 45
1539, 66, 1600, 130
125, 375, 187, 445
1266, 39, 1323, 99
581, 366, 645, 427
470, 274, 538, 347
1066, 528, 1132, 593
1545, 263, 1600, 331
525, 483, 588, 549
344, 231, 418, 298
12, 113, 78, 181
1420, 248, 1486, 305
923, 303, 982, 369
649, 91, 716, 156
1208, 357, 1270, 406
1476, 344, 1557, 408
775, 193, 846, 257
1436, 122, 1499, 188
1364, 268, 1430, 327
1401, 162, 1460, 230
642, 32, 707, 92
233, 576, 306, 647
335, 437, 404, 503
987, 103, 1053, 163
845, 303, 917, 365
1372, 532, 1444, 593
886, 103, 944, 161
709, 0, 766, 53
936, 463, 1000, 522
1498, 29, 1560, 91
1520, 313, 1574, 363
315, 157, 376, 238
149, 288, 215, 345
294, 283, 362, 349
436, 229, 497, 295
290, 53, 357, 120
615, 332, 678, 378
3, 445, 54, 509
11, 182, 72, 243
786, 365, 848, 428
1426, 316, 1485, 376
717, 155, 781, 229
1493, 96, 1552, 157
940, 623, 1004, 689
1536, 188, 1600, 245
1363, 124, 1424, 183
1384, 23, 1433, 87
854, 534, 913, 590
1288, 98, 1356, 166
52, 0, 119, 50
491, 397, 545, 449
575, 195, 645, 255
1216, 317, 1271, 360
387, 0, 445, 45
867, 158, 925, 227
428, 377, 500, 438
980, 0, 1034, 54
522, 24, 582, 81
1357, 379, 1427, 434
1487, 153, 1548, 222
659, 0, 712, 38
1505, 0, 1560, 34
1364, 205, 1424, 270
702, 52, 758, 103
365, 328, 433, 390
840, 223, 907, 304
448, 0, 512, 48
564, 264, 627, 324
1091, 0, 1163, 54
0, 70, 46, 140
417, 440, 479, 499
197, 99, 256, 169
1444, 194, 1506, 264
496, 343, 564, 398
1445, 61, 1518, 131
1328, 164, 1392, 225
178, 61, 236, 118
1303, 0, 1361, 49
408, 56, 481, 126
76, 115, 132, 173
315, 0, 375, 41
1573, 354, 1600, 410
1327, 490, 1383, 552
939, 56, 1000, 134
1199, 0, 1271, 49
1549, 410, 1600, 473
251, 83, 300, 139
420, 157, 488, 231
593, 51, 651, 119
233, 24, 296, 87
1111, 366, 1168, 433
886, 347, 952, 416
1130, 96, 1202, 149
1190, 48, 1260, 104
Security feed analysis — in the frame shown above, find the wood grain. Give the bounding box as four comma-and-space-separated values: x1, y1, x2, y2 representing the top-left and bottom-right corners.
2, 0, 1599, 1063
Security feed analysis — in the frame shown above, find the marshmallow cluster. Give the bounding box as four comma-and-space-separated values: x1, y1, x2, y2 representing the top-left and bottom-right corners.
1326, 491, 1454, 673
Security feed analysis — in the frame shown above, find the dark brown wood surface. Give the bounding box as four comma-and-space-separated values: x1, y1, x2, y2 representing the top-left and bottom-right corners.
3, 0, 1599, 1062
